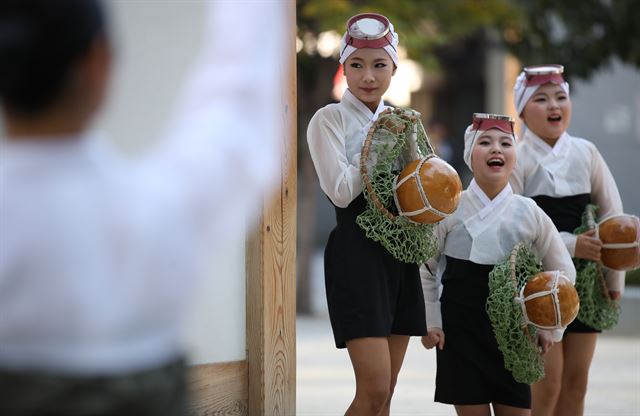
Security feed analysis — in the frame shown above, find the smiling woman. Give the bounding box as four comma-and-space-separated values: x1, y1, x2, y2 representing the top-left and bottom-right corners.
510, 64, 626, 416
420, 112, 576, 416
306, 13, 431, 416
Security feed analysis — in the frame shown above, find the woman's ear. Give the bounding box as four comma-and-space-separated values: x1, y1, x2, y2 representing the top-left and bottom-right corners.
392, 65, 397, 76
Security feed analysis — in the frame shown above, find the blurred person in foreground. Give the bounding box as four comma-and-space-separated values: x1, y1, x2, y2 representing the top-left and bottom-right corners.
0, 0, 286, 414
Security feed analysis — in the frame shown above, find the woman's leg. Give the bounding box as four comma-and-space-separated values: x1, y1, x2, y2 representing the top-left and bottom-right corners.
454, 404, 491, 416
345, 337, 392, 416
492, 402, 531, 416
380, 335, 410, 416
531, 341, 563, 416
553, 333, 597, 416
492, 403, 531, 416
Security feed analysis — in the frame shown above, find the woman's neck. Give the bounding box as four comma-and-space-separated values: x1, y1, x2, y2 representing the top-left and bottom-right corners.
530, 129, 562, 147
539, 135, 559, 147
474, 177, 508, 200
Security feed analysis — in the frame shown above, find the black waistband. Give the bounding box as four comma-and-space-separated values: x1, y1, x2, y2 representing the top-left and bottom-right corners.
441, 256, 495, 306
332, 193, 367, 227
532, 193, 590, 233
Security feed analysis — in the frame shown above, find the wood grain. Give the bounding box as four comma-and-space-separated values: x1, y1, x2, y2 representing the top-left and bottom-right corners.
187, 361, 248, 416
246, 2, 297, 415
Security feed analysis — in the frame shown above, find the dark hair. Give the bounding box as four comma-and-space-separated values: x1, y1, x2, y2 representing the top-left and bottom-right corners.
0, 0, 106, 115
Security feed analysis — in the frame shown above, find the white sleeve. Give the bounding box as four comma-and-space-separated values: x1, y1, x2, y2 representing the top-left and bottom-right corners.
560, 232, 577, 257
590, 147, 626, 293
307, 110, 363, 208
535, 208, 576, 284
141, 2, 287, 249
420, 223, 447, 330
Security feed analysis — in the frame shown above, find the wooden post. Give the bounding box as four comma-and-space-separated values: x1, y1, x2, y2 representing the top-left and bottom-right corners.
246, 2, 297, 415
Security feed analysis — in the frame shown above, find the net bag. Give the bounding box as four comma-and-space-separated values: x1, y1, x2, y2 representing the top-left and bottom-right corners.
486, 243, 545, 384
573, 205, 622, 330
357, 108, 447, 264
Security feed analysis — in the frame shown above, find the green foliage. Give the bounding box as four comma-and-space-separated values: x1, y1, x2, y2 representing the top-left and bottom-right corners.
507, 0, 640, 80
297, 0, 524, 69
297, 0, 640, 81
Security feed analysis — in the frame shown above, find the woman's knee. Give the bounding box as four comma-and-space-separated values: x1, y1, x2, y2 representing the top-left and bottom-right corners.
358, 383, 390, 410
562, 373, 589, 400
533, 376, 561, 404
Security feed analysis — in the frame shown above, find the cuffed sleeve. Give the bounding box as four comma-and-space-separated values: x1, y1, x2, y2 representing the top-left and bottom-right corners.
307, 110, 363, 208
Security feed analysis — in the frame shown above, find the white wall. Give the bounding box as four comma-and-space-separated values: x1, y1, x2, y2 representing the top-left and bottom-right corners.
100, 0, 246, 364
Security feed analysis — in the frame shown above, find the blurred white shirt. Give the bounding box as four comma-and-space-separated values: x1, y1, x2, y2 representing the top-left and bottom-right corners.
0, 2, 286, 375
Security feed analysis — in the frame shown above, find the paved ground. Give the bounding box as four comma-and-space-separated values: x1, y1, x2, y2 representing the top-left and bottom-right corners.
297, 288, 640, 415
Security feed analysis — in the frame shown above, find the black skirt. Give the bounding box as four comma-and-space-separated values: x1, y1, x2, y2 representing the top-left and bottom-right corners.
532, 194, 601, 334
324, 194, 427, 349
435, 256, 531, 409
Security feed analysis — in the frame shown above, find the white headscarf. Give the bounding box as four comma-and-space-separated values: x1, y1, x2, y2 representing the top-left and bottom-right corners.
463, 124, 518, 172
339, 22, 399, 66
513, 71, 570, 116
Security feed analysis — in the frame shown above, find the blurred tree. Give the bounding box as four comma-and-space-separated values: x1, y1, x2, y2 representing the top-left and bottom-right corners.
509, 0, 640, 79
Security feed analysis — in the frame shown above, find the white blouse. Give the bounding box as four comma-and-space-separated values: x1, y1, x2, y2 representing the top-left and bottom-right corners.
307, 89, 388, 208
420, 181, 576, 337
509, 129, 625, 292
0, 2, 285, 375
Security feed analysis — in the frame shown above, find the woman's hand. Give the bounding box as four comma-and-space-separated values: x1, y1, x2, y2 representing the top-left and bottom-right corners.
537, 330, 555, 355
421, 328, 445, 350
574, 229, 602, 262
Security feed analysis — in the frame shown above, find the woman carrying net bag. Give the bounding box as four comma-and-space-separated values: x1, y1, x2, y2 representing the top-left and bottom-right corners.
420, 113, 577, 416
509, 64, 631, 416
307, 12, 462, 415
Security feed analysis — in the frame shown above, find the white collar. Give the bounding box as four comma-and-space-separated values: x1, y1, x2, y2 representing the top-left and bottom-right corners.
342, 88, 386, 123
524, 128, 570, 156
469, 179, 513, 219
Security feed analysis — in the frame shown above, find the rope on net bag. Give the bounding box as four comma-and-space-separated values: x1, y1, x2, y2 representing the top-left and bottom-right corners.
486, 243, 545, 384
573, 204, 620, 330
357, 108, 439, 264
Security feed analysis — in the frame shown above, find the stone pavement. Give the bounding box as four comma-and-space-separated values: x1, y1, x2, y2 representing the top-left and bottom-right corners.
297, 288, 640, 416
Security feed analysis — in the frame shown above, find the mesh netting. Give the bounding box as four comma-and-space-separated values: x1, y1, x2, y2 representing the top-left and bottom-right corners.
573, 204, 620, 330
486, 243, 545, 384
356, 108, 438, 264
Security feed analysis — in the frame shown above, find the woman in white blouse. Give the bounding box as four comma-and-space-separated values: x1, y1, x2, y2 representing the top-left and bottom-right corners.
421, 114, 576, 416
307, 13, 427, 416
510, 65, 624, 416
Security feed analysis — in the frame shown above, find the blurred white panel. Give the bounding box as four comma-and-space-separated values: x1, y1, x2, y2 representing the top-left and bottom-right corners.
100, 0, 246, 364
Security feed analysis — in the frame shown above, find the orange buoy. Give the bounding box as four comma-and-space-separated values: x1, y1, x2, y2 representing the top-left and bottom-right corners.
393, 155, 462, 224
598, 214, 640, 271
519, 271, 579, 330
